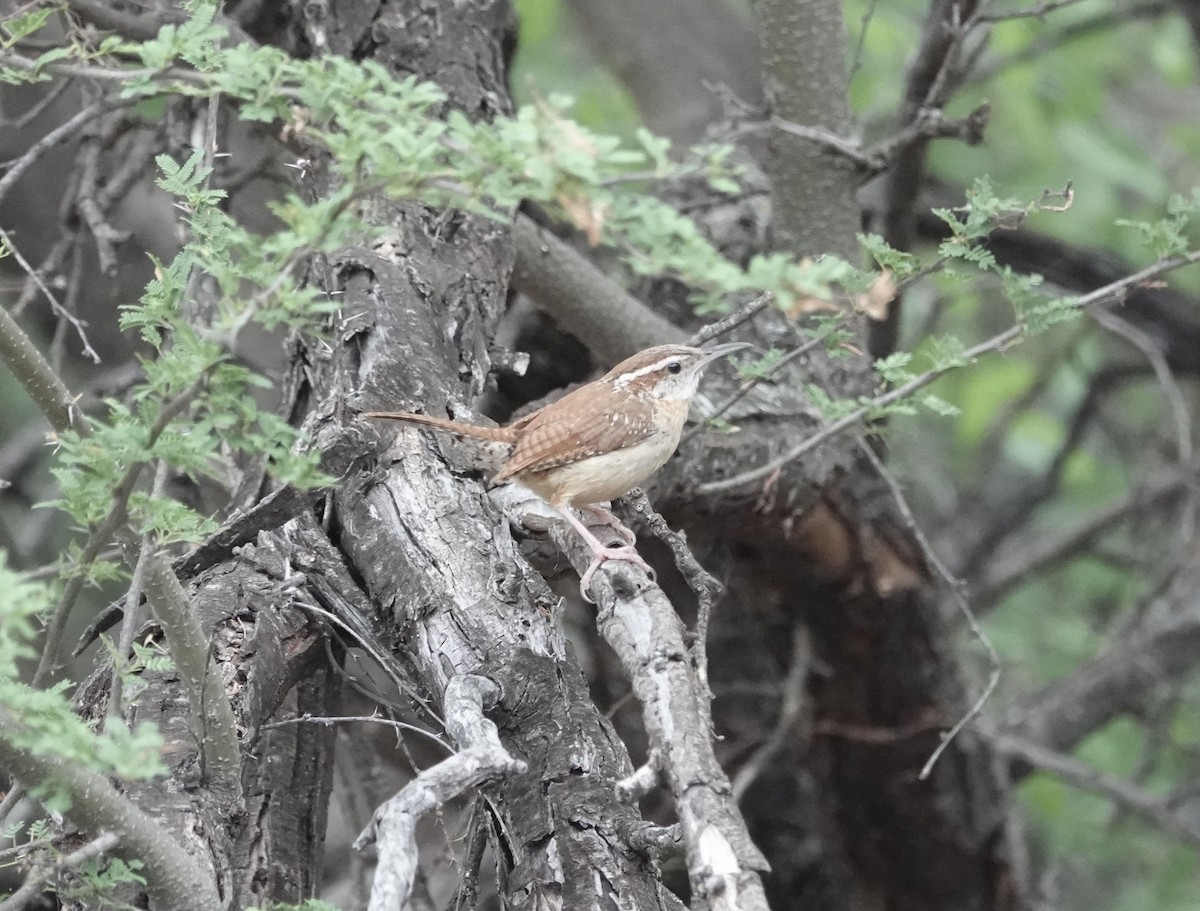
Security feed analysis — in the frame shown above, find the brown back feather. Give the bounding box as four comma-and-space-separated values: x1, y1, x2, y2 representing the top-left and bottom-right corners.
490, 385, 657, 485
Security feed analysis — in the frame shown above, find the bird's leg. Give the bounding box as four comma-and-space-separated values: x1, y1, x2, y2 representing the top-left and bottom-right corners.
579, 504, 637, 547
558, 508, 655, 602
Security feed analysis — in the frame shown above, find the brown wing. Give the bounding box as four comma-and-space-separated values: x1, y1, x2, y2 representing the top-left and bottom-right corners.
490, 385, 657, 485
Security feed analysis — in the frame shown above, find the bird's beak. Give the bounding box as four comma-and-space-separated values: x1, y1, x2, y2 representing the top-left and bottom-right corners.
697, 341, 752, 369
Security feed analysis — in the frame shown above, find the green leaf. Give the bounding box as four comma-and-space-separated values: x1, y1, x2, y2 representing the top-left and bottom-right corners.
1, 8, 53, 47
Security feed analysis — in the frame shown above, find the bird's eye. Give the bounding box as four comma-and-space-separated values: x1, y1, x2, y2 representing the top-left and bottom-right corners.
666, 361, 682, 374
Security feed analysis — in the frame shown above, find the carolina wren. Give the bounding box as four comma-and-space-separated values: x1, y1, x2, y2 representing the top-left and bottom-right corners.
363, 342, 747, 598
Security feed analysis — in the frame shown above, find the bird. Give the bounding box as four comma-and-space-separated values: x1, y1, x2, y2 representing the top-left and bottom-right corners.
362, 342, 748, 599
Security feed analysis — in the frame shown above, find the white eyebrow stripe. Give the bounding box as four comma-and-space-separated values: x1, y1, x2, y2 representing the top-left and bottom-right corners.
613, 356, 683, 387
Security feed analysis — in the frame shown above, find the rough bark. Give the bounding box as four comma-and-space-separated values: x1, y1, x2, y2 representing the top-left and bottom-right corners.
70, 530, 336, 909
285, 2, 708, 907
754, 0, 860, 260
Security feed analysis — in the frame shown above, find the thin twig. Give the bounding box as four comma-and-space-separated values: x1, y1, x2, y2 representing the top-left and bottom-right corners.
975, 0, 1090, 24
106, 463, 166, 722
854, 440, 1001, 779
0, 831, 120, 911
0, 98, 123, 210
260, 712, 450, 752
64, 0, 187, 41
451, 799, 488, 911
687, 293, 773, 347
1092, 307, 1195, 542
0, 76, 72, 130
0, 782, 25, 831
975, 466, 1192, 606
0, 226, 99, 363
76, 120, 132, 276
985, 730, 1200, 847
681, 323, 836, 447
0, 51, 200, 87
621, 489, 723, 693
701, 247, 1200, 495
731, 625, 810, 800
764, 117, 875, 171
848, 0, 881, 82
290, 598, 445, 729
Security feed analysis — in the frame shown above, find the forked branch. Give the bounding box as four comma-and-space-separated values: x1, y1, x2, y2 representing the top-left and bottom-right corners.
354, 674, 526, 911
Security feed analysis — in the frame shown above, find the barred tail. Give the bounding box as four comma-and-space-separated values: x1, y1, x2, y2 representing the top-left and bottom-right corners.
361, 411, 518, 445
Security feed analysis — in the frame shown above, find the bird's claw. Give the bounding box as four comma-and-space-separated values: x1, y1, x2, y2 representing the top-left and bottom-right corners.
579, 545, 655, 603
581, 506, 637, 547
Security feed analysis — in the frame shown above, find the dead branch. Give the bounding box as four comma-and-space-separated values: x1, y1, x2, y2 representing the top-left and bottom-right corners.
354, 674, 526, 911
553, 520, 770, 911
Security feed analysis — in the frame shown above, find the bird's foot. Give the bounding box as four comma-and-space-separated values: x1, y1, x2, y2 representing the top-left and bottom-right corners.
580, 505, 637, 547
579, 545, 656, 602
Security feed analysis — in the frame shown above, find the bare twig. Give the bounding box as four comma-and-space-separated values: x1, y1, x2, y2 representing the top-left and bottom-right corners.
0, 76, 71, 130
0, 226, 99, 363
1092, 307, 1195, 541
0, 831, 120, 911
621, 489, 723, 692
985, 730, 1200, 847
869, 103, 990, 165
0, 782, 26, 831
764, 116, 873, 170
731, 625, 810, 800
64, 0, 187, 41
762, 104, 989, 180
681, 323, 838, 447
687, 293, 773, 347
105, 498, 157, 722
76, 123, 132, 276
0, 97, 124, 210
0, 51, 200, 87
450, 799, 488, 911
290, 592, 444, 731
972, 1, 1171, 83
975, 466, 1191, 606
854, 440, 1001, 779
848, 0, 881, 82
974, 0, 1091, 25
260, 712, 450, 752
105, 460, 170, 721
